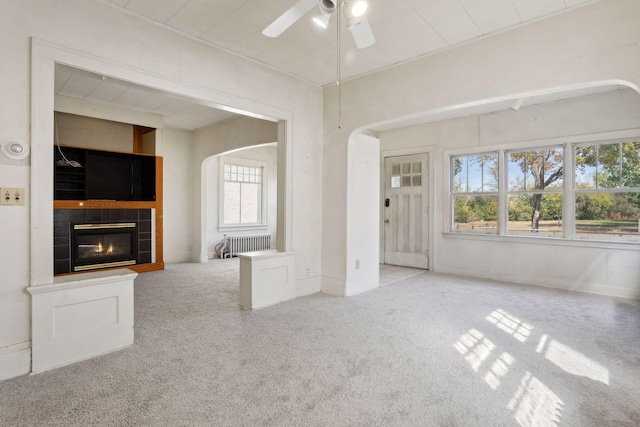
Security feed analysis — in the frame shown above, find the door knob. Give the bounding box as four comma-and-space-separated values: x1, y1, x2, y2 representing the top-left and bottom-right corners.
384, 219, 390, 223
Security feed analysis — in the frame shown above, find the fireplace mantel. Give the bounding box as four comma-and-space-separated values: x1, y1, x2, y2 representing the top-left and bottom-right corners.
54, 200, 156, 209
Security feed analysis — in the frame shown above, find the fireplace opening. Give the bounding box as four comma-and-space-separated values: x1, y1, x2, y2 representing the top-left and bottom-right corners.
71, 223, 138, 272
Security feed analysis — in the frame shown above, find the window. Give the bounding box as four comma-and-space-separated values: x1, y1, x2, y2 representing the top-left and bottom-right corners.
575, 141, 640, 239
448, 138, 640, 242
451, 153, 498, 233
220, 157, 266, 228
506, 147, 563, 236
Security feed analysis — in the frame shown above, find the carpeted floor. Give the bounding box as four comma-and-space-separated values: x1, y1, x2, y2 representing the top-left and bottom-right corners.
1, 260, 639, 426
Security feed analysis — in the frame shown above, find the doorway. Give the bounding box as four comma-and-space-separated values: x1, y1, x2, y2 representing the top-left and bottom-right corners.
383, 153, 429, 269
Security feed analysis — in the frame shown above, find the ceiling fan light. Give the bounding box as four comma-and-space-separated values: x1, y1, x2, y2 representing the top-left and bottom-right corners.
312, 14, 330, 29
351, 1, 368, 18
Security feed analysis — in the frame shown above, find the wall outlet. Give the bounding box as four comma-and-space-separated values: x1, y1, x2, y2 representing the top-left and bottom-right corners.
0, 188, 25, 206
305, 266, 310, 277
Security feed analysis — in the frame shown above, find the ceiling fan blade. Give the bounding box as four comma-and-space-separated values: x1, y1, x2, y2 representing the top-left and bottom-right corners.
349, 16, 376, 49
263, 0, 318, 38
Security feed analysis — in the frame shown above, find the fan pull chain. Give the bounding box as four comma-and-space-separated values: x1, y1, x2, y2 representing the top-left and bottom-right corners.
337, 0, 342, 129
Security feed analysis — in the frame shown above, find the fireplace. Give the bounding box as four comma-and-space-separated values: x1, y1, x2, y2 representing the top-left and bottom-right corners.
71, 223, 138, 272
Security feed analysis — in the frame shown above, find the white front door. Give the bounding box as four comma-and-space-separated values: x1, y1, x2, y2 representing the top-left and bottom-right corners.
383, 154, 429, 269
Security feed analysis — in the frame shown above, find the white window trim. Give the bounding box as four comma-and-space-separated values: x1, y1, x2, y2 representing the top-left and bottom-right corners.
450, 151, 500, 235
503, 144, 565, 238
443, 129, 640, 249
218, 155, 268, 231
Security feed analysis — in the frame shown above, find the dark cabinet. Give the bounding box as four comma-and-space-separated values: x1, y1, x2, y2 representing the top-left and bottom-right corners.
54, 146, 156, 201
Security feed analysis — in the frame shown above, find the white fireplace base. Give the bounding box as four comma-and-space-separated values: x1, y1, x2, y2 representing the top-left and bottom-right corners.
27, 269, 137, 373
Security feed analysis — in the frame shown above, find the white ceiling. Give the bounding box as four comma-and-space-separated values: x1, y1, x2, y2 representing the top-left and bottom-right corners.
100, 0, 600, 87
370, 85, 629, 131
55, 64, 238, 131
55, 66, 627, 133
57, 0, 614, 131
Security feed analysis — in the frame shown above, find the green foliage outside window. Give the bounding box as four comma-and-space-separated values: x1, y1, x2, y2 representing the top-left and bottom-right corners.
451, 140, 640, 239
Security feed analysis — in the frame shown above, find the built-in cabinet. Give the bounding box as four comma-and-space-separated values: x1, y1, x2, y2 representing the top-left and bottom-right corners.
54, 146, 156, 201
53, 145, 164, 276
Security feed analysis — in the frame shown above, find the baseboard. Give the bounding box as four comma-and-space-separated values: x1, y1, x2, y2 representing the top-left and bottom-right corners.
320, 276, 346, 297
436, 265, 640, 300
295, 276, 321, 297
0, 342, 31, 381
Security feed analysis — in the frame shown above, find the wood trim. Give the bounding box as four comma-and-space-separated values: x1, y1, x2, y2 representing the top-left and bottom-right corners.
155, 156, 164, 265
54, 262, 165, 277
56, 143, 156, 157
133, 126, 155, 154
130, 262, 164, 274
54, 200, 156, 209
133, 126, 142, 153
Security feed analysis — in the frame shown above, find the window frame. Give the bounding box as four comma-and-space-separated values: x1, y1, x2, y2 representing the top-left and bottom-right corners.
573, 139, 640, 242
450, 151, 499, 235
444, 131, 640, 247
218, 156, 268, 231
504, 145, 565, 238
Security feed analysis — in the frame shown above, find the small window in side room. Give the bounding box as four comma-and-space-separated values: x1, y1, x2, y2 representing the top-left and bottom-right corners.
220, 157, 266, 227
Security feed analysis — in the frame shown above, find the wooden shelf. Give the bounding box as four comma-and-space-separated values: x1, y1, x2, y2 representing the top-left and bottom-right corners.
54, 200, 157, 209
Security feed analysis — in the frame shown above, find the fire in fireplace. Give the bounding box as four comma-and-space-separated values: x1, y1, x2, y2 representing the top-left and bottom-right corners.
71, 223, 138, 272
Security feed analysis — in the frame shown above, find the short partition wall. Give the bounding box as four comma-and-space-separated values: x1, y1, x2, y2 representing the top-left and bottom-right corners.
27, 269, 137, 373
238, 250, 296, 310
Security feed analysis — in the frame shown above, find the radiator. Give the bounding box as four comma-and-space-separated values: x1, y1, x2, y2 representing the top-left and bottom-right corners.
224, 234, 271, 257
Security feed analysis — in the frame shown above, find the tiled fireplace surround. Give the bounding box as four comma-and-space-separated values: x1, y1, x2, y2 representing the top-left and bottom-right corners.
54, 209, 152, 275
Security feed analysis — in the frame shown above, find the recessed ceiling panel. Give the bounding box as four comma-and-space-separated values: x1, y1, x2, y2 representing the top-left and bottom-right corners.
85, 81, 129, 104
58, 74, 102, 99
54, 65, 243, 130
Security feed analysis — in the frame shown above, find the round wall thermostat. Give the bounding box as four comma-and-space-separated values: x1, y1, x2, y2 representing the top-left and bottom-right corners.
1, 138, 30, 160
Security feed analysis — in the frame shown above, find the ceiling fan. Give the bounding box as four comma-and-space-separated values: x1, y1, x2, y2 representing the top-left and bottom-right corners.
263, 0, 376, 49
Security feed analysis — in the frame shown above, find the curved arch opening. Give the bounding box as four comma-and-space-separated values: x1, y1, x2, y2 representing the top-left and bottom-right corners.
201, 142, 278, 262
345, 80, 640, 296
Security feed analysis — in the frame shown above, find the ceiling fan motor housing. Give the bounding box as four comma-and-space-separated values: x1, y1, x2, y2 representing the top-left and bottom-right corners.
319, 0, 336, 14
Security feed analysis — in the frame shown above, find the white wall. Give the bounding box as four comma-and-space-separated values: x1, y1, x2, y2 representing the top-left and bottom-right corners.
205, 145, 278, 258
378, 89, 640, 299
54, 112, 133, 153
0, 163, 31, 380
0, 0, 322, 380
162, 127, 193, 263
344, 134, 380, 296
321, 0, 640, 297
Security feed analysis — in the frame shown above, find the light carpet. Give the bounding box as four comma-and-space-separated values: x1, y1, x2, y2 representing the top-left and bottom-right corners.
1, 259, 639, 426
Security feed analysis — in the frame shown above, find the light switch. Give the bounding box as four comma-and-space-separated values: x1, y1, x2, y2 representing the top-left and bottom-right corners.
0, 188, 25, 206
